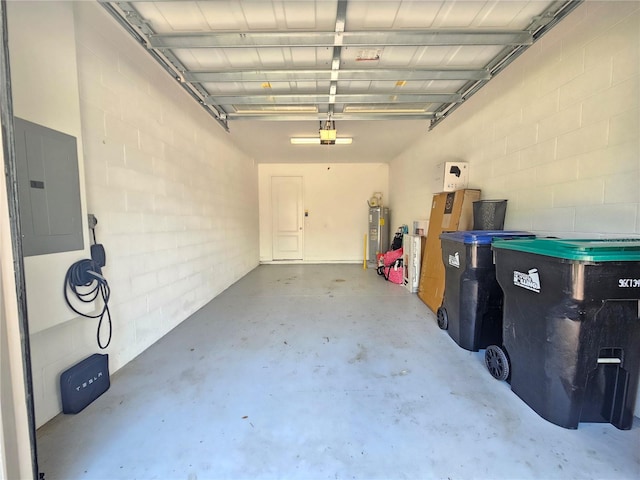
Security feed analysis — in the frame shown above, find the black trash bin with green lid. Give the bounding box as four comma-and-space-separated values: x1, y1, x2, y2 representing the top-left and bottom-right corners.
438, 230, 534, 351
489, 238, 640, 430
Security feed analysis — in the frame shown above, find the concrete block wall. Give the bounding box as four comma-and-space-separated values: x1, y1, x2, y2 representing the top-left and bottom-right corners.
26, 2, 258, 427
390, 1, 639, 238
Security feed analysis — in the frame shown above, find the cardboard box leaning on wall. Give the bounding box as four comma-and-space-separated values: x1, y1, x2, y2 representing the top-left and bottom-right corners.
418, 189, 481, 314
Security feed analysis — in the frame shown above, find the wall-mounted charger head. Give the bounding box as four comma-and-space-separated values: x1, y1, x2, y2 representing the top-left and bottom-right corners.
91, 244, 106, 268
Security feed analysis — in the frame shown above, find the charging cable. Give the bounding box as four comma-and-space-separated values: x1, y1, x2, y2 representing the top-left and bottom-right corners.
64, 214, 112, 349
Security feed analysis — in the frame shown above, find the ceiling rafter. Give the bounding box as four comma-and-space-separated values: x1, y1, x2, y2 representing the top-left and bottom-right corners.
327, 0, 348, 119
205, 93, 462, 105
184, 68, 490, 83
148, 30, 533, 49
226, 113, 437, 121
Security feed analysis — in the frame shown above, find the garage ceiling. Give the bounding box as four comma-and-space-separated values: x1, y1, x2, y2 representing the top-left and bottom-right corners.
101, 0, 582, 162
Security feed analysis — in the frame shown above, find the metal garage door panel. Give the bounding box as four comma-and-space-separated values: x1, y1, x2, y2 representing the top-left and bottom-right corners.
280, 1, 336, 30
445, 45, 504, 66
183, 47, 334, 70
201, 82, 242, 94
367, 80, 467, 93
102, 0, 578, 126
136, 1, 209, 32
290, 46, 327, 66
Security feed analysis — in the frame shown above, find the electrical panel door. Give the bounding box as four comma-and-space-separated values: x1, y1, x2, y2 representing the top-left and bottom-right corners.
14, 117, 84, 256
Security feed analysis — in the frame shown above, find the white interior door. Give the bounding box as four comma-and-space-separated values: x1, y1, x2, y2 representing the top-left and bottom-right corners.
272, 176, 303, 260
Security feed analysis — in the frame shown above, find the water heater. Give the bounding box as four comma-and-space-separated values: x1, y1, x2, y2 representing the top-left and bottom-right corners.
368, 206, 390, 264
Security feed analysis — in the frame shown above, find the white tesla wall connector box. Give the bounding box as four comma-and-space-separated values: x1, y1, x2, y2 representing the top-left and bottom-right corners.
434, 161, 469, 192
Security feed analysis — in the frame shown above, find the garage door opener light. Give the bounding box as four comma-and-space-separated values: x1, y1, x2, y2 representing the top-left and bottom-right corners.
291, 118, 352, 145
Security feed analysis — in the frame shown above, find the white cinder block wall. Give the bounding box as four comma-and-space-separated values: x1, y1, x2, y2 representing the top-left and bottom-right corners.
23, 1, 258, 427
390, 1, 639, 238
389, 1, 640, 416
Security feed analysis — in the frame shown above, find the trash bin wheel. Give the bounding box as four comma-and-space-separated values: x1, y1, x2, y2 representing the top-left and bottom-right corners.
485, 345, 510, 381
436, 306, 448, 330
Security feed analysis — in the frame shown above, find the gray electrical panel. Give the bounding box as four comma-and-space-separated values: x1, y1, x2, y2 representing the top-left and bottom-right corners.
14, 118, 84, 256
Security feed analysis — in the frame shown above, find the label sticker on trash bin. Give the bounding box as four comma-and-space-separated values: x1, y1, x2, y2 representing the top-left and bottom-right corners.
513, 268, 540, 293
448, 252, 460, 268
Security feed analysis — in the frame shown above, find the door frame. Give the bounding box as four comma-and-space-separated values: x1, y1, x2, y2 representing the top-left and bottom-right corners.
270, 175, 304, 261
0, 1, 38, 477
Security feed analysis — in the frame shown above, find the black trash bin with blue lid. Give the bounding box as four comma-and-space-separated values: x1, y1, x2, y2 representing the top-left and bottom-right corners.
437, 230, 534, 351
490, 238, 640, 430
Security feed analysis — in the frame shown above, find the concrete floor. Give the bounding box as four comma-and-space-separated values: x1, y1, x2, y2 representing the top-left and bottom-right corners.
37, 264, 640, 480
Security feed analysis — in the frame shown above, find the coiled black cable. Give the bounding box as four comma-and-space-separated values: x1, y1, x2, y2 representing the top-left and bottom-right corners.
64, 259, 112, 349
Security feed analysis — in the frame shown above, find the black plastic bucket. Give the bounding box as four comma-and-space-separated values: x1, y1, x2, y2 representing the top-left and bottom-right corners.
473, 200, 507, 230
